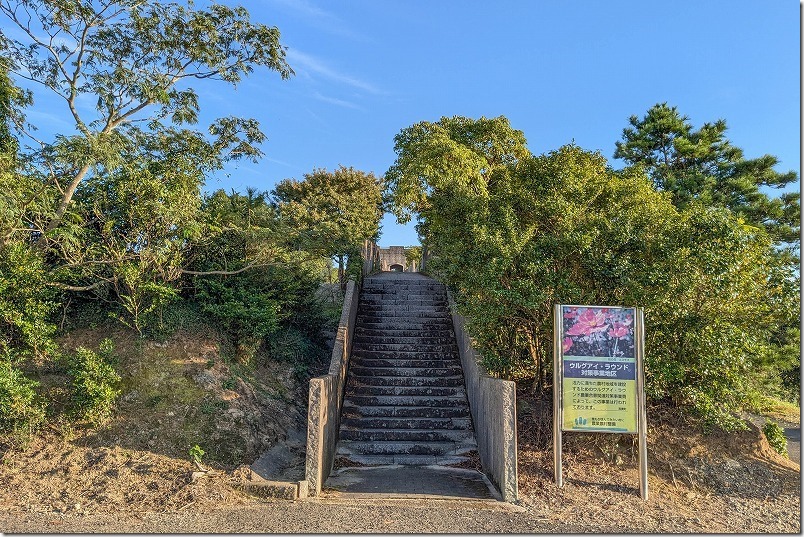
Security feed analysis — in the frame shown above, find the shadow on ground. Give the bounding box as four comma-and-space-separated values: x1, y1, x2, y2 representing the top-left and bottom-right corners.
324, 465, 500, 500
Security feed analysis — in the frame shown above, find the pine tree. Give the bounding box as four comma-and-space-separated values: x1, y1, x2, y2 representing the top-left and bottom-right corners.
614, 103, 800, 246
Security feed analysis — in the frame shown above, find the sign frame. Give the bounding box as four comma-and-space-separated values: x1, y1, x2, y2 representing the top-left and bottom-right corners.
553, 304, 648, 500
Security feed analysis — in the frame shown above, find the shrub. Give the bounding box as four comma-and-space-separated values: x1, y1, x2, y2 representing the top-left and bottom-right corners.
265, 327, 328, 380
194, 275, 282, 362
66, 339, 121, 426
387, 130, 797, 431
762, 420, 788, 457
189, 443, 205, 465
0, 359, 46, 439
0, 243, 59, 361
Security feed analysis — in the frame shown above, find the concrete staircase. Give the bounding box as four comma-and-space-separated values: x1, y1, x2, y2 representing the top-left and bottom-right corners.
336, 272, 478, 466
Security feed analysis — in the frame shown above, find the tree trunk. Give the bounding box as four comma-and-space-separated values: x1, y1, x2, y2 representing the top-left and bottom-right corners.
37, 163, 92, 245
338, 254, 345, 290
527, 330, 543, 394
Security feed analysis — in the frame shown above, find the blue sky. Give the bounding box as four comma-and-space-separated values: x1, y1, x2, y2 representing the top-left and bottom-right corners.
13, 1, 803, 247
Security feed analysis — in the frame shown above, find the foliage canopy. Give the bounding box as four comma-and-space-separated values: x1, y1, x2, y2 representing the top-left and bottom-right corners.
386, 114, 800, 429
614, 103, 800, 247
272, 166, 383, 283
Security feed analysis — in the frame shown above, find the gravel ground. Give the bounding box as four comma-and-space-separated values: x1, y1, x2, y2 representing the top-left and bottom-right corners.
1, 480, 799, 535
0, 498, 596, 534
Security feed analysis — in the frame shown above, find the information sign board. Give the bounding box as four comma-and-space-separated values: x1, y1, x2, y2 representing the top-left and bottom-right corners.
560, 305, 637, 433
553, 304, 648, 500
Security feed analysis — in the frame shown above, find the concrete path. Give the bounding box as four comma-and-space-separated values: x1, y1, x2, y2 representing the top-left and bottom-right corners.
744, 412, 800, 465
782, 422, 800, 464
324, 465, 499, 500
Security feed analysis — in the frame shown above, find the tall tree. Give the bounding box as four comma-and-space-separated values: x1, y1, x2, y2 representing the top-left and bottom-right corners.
614, 103, 800, 246
272, 166, 383, 284
384, 115, 530, 254
387, 114, 799, 428
0, 59, 38, 249
0, 0, 292, 246
0, 0, 294, 330
184, 189, 328, 362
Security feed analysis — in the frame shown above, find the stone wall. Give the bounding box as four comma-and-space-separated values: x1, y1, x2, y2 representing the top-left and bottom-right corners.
377, 246, 419, 272
378, 246, 408, 271
304, 279, 360, 495
449, 292, 518, 502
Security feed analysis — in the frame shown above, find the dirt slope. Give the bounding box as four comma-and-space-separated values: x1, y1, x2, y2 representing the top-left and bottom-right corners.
0, 329, 799, 533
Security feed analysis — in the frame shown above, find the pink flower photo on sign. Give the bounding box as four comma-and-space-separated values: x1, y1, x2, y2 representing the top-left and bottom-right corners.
562, 306, 634, 358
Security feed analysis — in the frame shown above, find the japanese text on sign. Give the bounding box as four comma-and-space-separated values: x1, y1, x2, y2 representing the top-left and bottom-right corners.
560, 306, 637, 433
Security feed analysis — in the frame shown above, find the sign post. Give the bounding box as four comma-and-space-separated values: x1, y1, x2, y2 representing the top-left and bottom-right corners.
553, 305, 563, 488
636, 307, 648, 500
553, 304, 648, 500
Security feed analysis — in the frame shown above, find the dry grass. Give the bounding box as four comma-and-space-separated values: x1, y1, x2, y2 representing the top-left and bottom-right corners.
515, 384, 800, 533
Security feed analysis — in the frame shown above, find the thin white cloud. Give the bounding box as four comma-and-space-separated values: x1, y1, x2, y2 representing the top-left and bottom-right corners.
312, 91, 363, 111
286, 48, 382, 95
265, 0, 366, 40
263, 156, 300, 170
270, 0, 333, 20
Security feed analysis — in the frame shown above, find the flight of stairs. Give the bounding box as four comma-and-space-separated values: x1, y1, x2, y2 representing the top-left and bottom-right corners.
335, 272, 478, 466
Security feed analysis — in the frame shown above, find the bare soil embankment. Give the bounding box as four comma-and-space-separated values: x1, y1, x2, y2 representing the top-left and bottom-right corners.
0, 329, 799, 533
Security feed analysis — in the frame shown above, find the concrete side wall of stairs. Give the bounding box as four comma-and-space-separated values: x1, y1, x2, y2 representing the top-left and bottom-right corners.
305, 280, 361, 496
449, 295, 518, 502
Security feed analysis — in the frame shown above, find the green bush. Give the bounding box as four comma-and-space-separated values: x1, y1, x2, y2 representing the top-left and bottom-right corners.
265, 327, 328, 380
194, 275, 282, 361
66, 339, 121, 426
385, 120, 799, 431
144, 298, 209, 340
762, 420, 788, 457
0, 243, 59, 361
0, 359, 46, 439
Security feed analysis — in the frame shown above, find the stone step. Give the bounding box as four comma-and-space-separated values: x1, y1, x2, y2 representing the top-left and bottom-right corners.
342, 404, 470, 419
358, 304, 450, 313
355, 319, 454, 329
360, 295, 445, 300
351, 351, 460, 362
344, 387, 467, 399
358, 297, 443, 304
337, 440, 476, 456
350, 358, 461, 369
358, 306, 449, 314
351, 343, 457, 353
353, 328, 454, 338
339, 427, 475, 442
349, 365, 464, 378
349, 375, 464, 387
357, 310, 451, 322
360, 285, 446, 300
361, 283, 442, 288
353, 334, 455, 343
335, 453, 474, 466
341, 416, 472, 430
359, 298, 448, 306
352, 327, 454, 337
361, 283, 444, 290
355, 319, 454, 328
